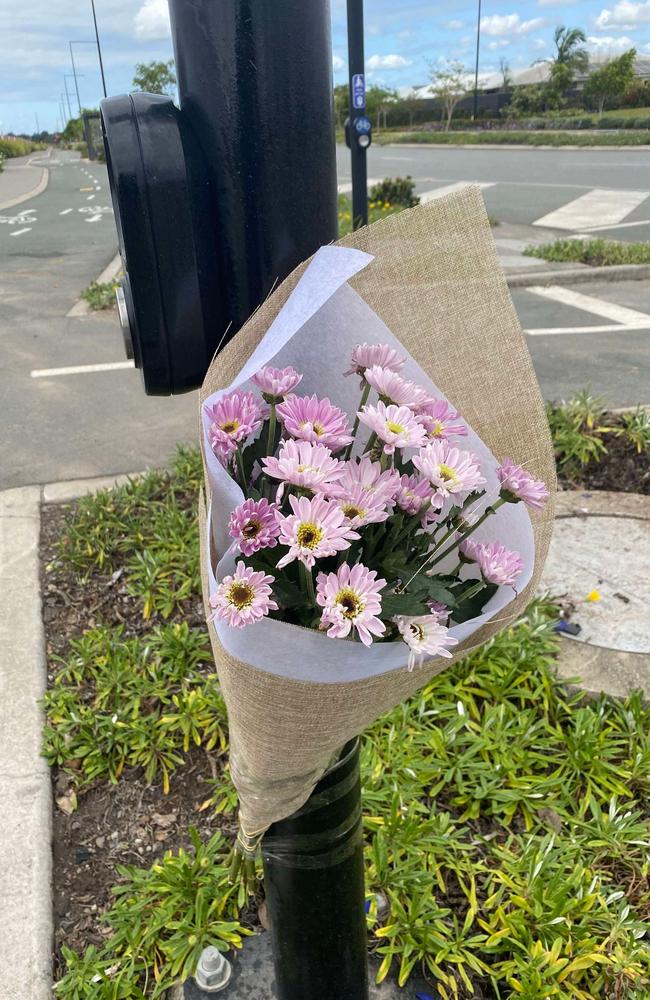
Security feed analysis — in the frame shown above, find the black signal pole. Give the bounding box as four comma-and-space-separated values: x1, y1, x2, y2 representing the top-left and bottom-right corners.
347, 0, 369, 229
473, 0, 482, 120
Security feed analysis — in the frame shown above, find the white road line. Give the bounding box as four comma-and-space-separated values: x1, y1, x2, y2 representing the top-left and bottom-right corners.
526, 323, 650, 336
10, 227, 31, 236
86, 194, 95, 201
533, 188, 649, 230
59, 208, 73, 215
337, 177, 382, 194
527, 284, 650, 327
419, 181, 495, 203
579, 217, 650, 234
31, 361, 135, 378
85, 214, 102, 223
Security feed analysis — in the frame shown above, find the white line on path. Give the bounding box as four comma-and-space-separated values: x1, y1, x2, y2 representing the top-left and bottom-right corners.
10, 227, 31, 236
419, 181, 495, 203
59, 208, 73, 215
337, 177, 382, 194
578, 217, 650, 234
525, 323, 650, 336
527, 284, 650, 327
86, 194, 95, 200
85, 214, 102, 223
31, 361, 135, 378
533, 188, 649, 231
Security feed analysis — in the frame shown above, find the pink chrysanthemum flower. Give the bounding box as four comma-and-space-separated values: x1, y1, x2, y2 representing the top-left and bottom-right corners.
459, 538, 481, 562
415, 398, 468, 441
326, 456, 400, 505
209, 561, 278, 629
358, 402, 428, 455
205, 390, 266, 464
228, 498, 280, 556
394, 614, 458, 671
465, 540, 523, 586
413, 439, 486, 501
276, 494, 359, 569
262, 440, 345, 493
344, 343, 406, 380
251, 365, 302, 401
497, 458, 550, 511
336, 483, 391, 528
316, 563, 386, 646
428, 600, 450, 623
276, 394, 353, 452
395, 474, 433, 516
364, 366, 431, 409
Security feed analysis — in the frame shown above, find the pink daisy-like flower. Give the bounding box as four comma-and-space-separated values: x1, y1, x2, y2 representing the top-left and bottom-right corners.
459, 538, 481, 562
316, 563, 386, 646
262, 440, 345, 493
394, 614, 458, 671
326, 456, 400, 505
428, 600, 450, 623
395, 474, 433, 516
228, 498, 280, 557
251, 365, 302, 401
344, 343, 406, 380
497, 458, 550, 511
364, 366, 431, 409
464, 540, 523, 587
335, 483, 391, 529
413, 439, 486, 501
209, 561, 278, 629
415, 398, 468, 441
205, 390, 266, 464
358, 402, 428, 455
276, 494, 359, 569
276, 394, 353, 452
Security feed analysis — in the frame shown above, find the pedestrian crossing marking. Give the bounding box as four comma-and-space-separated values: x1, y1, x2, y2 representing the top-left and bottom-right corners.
533, 188, 649, 231
419, 182, 495, 203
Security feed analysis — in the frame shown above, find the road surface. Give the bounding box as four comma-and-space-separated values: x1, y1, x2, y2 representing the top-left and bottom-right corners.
0, 147, 648, 489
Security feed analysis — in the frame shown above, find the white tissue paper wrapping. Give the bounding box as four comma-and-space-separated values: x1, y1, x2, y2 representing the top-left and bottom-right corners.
202, 245, 534, 684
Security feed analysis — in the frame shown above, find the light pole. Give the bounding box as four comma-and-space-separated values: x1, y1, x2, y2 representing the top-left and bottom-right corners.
90, 0, 107, 98
64, 76, 80, 119
473, 0, 482, 120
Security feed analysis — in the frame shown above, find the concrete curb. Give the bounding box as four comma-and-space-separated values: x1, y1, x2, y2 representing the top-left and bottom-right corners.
66, 252, 122, 318
378, 141, 650, 152
548, 489, 650, 698
0, 164, 49, 211
506, 263, 650, 288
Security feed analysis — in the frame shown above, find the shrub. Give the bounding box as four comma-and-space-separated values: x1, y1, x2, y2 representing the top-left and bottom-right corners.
369, 176, 420, 208
523, 237, 650, 266
80, 280, 119, 311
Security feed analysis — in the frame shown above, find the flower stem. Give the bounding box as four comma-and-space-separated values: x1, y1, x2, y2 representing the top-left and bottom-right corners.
363, 431, 378, 455
235, 447, 247, 489
344, 382, 371, 461
266, 403, 277, 455
457, 579, 485, 604
300, 562, 316, 606
427, 497, 506, 570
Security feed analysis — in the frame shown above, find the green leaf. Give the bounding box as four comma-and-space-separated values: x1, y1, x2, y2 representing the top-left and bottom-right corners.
380, 591, 430, 617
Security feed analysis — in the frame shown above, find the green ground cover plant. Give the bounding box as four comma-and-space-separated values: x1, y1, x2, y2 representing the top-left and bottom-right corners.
80, 280, 120, 311
375, 130, 650, 147
524, 238, 650, 267
338, 192, 401, 236
47, 448, 650, 998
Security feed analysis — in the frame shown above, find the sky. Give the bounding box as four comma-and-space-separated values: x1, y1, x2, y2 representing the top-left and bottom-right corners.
2, 0, 650, 134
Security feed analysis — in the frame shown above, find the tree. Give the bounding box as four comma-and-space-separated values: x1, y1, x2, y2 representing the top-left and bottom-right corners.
428, 62, 472, 130
552, 25, 589, 72
400, 90, 422, 127
334, 84, 349, 128
583, 48, 637, 114
132, 60, 176, 96
365, 85, 399, 129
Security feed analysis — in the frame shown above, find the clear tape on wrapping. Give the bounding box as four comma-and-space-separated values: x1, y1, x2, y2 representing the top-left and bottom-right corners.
262, 807, 363, 870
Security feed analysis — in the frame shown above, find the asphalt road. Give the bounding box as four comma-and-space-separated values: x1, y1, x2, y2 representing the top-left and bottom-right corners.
338, 143, 650, 242
0, 147, 648, 489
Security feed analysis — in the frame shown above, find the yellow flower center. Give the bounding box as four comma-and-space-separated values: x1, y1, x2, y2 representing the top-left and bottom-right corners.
297, 521, 323, 549
386, 421, 405, 435
242, 519, 261, 539
430, 420, 444, 437
438, 463, 458, 484
296, 464, 317, 474
342, 503, 365, 521
336, 587, 364, 619
227, 582, 254, 609
220, 419, 240, 435
313, 422, 326, 436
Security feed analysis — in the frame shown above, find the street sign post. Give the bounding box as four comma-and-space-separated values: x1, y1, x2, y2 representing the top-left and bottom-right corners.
347, 0, 370, 229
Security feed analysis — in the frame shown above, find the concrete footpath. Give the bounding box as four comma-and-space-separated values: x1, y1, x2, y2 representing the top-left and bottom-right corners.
0, 149, 51, 211
0, 473, 648, 999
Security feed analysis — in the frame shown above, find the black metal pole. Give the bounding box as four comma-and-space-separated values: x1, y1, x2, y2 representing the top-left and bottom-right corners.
263, 740, 369, 1000
167, 0, 338, 337
473, 0, 482, 120
63, 83, 73, 121
69, 44, 83, 117
90, 0, 107, 98
347, 0, 368, 229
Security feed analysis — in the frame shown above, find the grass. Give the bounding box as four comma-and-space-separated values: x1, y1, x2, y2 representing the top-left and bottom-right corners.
80, 280, 119, 311
47, 448, 650, 998
374, 130, 650, 147
524, 238, 650, 267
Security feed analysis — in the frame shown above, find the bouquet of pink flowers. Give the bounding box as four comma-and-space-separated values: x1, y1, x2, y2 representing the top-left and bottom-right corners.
204, 349, 548, 670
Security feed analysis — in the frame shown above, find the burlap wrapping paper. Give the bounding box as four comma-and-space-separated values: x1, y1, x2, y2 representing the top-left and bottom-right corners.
198, 186, 556, 837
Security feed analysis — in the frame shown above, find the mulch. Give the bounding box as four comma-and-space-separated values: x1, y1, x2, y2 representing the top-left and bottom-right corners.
556, 420, 650, 495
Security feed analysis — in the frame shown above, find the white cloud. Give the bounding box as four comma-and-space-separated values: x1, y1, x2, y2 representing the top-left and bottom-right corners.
446, 19, 465, 28
366, 53, 412, 69
532, 37, 547, 49
332, 55, 345, 71
587, 32, 637, 49
134, 0, 171, 40
595, 0, 650, 28
538, 0, 578, 6
481, 13, 545, 35
367, 24, 381, 36
487, 39, 511, 49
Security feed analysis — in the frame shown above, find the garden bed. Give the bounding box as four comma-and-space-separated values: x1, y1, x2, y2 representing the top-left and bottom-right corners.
43, 441, 650, 998
525, 238, 650, 268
